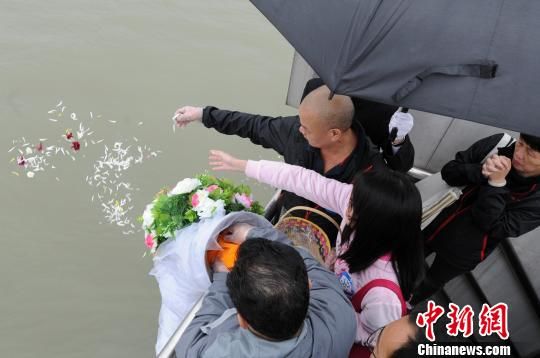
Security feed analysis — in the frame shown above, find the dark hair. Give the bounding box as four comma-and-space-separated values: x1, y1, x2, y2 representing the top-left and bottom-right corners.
339, 169, 424, 299
226, 238, 309, 340
520, 133, 540, 152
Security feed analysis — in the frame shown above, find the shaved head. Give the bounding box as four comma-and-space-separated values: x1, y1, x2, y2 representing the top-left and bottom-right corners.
299, 85, 354, 131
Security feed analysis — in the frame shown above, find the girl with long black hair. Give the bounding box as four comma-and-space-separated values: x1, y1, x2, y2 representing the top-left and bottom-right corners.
209, 150, 424, 354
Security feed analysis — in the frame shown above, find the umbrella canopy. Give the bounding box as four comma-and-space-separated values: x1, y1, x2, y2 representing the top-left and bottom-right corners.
250, 0, 540, 135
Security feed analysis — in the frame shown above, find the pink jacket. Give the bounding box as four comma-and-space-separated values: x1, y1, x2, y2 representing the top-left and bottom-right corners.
246, 160, 404, 347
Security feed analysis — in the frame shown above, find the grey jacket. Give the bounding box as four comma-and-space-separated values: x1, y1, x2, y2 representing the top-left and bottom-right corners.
175, 227, 356, 358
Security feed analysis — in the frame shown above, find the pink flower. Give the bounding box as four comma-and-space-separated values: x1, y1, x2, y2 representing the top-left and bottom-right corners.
71, 141, 81, 151
145, 234, 154, 249
206, 184, 219, 193
191, 193, 200, 207
234, 193, 253, 208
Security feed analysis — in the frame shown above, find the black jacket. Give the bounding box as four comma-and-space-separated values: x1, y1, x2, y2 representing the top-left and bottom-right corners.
202, 106, 386, 244
302, 77, 415, 172
424, 133, 540, 269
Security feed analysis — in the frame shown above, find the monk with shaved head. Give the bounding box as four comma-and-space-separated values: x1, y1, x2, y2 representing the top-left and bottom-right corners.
174, 82, 387, 245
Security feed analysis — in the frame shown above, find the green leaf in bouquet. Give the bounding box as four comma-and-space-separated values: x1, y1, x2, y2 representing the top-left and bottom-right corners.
226, 202, 245, 213
184, 209, 198, 223
198, 174, 218, 187
235, 184, 252, 195
249, 201, 265, 215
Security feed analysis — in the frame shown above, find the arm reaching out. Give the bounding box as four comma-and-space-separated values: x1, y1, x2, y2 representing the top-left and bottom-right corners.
209, 150, 352, 217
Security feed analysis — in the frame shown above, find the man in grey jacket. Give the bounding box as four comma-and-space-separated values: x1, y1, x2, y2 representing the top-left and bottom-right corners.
175, 224, 357, 358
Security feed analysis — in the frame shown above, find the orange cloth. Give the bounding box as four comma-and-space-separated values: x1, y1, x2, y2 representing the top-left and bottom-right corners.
206, 235, 239, 270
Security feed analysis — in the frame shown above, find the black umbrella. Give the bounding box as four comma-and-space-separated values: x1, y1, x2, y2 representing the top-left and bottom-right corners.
250, 0, 540, 135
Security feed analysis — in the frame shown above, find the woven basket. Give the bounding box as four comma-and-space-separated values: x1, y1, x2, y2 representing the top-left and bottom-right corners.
275, 206, 340, 264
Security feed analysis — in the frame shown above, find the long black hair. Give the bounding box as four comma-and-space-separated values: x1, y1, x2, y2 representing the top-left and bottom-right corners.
339, 169, 424, 299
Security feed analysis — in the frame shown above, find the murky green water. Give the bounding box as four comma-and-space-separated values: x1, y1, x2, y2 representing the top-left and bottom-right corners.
0, 1, 295, 356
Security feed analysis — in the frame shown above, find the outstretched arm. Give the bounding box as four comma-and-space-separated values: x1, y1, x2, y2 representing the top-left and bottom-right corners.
209, 150, 352, 217
174, 105, 299, 156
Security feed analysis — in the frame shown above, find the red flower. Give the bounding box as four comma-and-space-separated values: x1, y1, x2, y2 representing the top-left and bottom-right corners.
17, 155, 26, 166
66, 131, 73, 140
71, 141, 81, 151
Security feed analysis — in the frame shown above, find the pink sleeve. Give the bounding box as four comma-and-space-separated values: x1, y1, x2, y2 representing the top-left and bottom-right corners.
355, 288, 403, 346
245, 160, 352, 217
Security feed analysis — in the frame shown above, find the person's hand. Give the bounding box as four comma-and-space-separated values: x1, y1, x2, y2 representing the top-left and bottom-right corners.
212, 258, 229, 273
173, 106, 203, 128
222, 223, 255, 245
482, 154, 511, 185
389, 110, 414, 145
209, 150, 248, 172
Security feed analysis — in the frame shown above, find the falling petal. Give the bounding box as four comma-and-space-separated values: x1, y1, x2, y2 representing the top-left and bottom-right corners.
137, 121, 143, 126
56, 177, 60, 181
56, 100, 63, 107
11, 171, 19, 176
48, 109, 57, 114
8, 146, 15, 153
108, 120, 117, 124
61, 106, 66, 112
48, 118, 58, 122
90, 112, 93, 119
133, 137, 138, 142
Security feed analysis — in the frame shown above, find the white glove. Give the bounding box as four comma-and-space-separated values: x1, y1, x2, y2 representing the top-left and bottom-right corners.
388, 110, 414, 144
